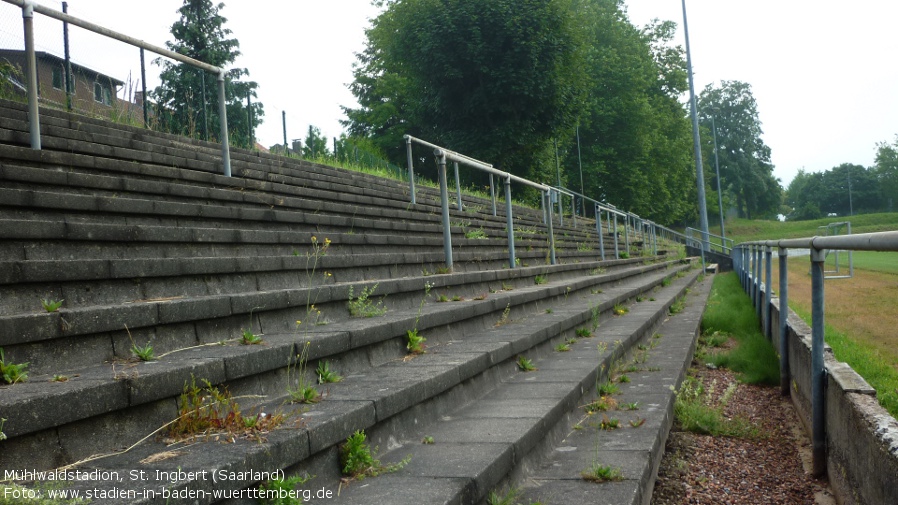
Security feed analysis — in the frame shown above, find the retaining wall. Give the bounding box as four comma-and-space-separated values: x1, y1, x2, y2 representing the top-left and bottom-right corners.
769, 297, 898, 505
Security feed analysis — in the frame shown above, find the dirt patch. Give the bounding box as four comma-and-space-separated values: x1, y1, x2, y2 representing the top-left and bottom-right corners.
651, 367, 836, 505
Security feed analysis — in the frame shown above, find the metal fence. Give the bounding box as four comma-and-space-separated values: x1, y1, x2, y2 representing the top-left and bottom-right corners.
733, 230, 898, 477
1, 0, 234, 175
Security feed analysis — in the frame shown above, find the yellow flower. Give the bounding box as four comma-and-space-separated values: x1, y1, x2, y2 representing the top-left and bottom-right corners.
311, 236, 317, 243
325, 238, 332, 245
296, 320, 302, 325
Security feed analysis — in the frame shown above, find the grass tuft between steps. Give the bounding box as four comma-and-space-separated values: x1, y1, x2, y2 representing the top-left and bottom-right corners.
700, 272, 779, 385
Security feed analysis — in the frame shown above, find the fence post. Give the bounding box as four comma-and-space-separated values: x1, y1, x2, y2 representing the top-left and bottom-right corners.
546, 189, 556, 265
595, 205, 605, 261
453, 162, 463, 211
612, 214, 619, 259
217, 69, 231, 177
405, 137, 416, 205
779, 246, 790, 396
810, 246, 826, 477
140, 48, 148, 128
489, 173, 497, 216
435, 150, 453, 270
22, 0, 41, 150
571, 194, 577, 228
505, 177, 515, 268
765, 245, 773, 339
624, 216, 631, 256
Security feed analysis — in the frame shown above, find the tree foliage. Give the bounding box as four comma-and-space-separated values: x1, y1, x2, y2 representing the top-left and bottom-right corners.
567, 5, 696, 223
153, 0, 263, 147
697, 81, 781, 219
787, 162, 890, 220
345, 0, 589, 177
344, 0, 704, 226
875, 136, 898, 211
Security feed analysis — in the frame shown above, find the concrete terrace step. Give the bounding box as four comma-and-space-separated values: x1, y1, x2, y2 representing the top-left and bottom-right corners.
0, 101, 605, 245
516, 273, 711, 505
327, 270, 708, 505
0, 258, 687, 465
29, 262, 699, 504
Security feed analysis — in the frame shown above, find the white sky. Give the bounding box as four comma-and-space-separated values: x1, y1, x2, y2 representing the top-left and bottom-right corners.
1, 0, 896, 187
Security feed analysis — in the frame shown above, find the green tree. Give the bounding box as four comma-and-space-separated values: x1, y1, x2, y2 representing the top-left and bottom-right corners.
568, 4, 695, 224
153, 0, 263, 147
875, 136, 898, 211
697, 81, 781, 219
344, 0, 589, 176
302, 125, 330, 159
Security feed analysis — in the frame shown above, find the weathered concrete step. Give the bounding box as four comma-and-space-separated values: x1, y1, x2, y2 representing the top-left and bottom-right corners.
0, 107, 597, 243
322, 269, 704, 505
26, 263, 695, 504
516, 272, 712, 505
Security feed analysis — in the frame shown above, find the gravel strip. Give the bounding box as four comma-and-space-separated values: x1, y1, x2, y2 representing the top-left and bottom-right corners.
651, 367, 836, 505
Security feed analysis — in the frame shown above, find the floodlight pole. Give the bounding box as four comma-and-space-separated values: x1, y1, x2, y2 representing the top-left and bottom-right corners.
682, 0, 710, 251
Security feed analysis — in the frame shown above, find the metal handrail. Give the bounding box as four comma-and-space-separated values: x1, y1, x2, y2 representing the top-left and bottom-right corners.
3, 0, 233, 176
403, 135, 557, 270
734, 230, 898, 479
686, 227, 733, 254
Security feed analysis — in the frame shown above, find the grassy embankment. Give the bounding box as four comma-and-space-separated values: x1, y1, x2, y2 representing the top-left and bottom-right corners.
724, 213, 898, 417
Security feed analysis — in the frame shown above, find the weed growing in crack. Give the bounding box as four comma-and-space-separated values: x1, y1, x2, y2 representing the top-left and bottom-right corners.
599, 414, 620, 430
347, 284, 387, 318
581, 462, 623, 483
617, 374, 630, 383
422, 436, 435, 445
517, 355, 537, 372
669, 297, 686, 315
0, 348, 28, 384
168, 375, 283, 441
40, 298, 63, 313
287, 341, 321, 404
585, 396, 617, 413
406, 282, 432, 355
316, 360, 342, 384
241, 328, 264, 345
555, 343, 571, 352
629, 417, 646, 428
597, 381, 619, 396
340, 430, 410, 480
495, 303, 511, 327
623, 402, 640, 410
576, 328, 592, 338
534, 275, 548, 285
612, 304, 629, 316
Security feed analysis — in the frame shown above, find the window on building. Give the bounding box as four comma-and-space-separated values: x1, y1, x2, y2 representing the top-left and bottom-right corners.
93, 81, 111, 105
52, 67, 63, 89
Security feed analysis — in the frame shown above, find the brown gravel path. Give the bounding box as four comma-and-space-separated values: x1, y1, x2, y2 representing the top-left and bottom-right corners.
651, 367, 837, 505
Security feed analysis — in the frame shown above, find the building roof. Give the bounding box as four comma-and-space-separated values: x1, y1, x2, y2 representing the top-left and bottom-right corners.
0, 48, 124, 86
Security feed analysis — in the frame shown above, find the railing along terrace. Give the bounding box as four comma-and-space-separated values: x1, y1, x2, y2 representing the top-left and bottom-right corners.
734, 230, 898, 479
404, 135, 559, 270
686, 227, 733, 255
3, 0, 234, 176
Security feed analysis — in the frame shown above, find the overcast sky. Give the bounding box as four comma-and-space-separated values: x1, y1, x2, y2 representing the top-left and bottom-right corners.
2, 0, 896, 188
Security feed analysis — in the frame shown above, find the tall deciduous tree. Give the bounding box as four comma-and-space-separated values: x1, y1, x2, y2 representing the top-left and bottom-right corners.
344, 0, 589, 177
569, 3, 696, 224
153, 0, 263, 147
875, 136, 898, 211
697, 81, 781, 219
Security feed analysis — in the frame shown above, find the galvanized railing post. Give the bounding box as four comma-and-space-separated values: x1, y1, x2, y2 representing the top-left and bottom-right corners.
652, 224, 658, 256
22, 0, 41, 150
489, 174, 497, 216
546, 189, 557, 265
217, 69, 231, 177
754, 245, 761, 315
571, 195, 577, 228
405, 136, 416, 205
779, 246, 790, 396
810, 246, 826, 477
453, 161, 463, 211
596, 205, 605, 261
505, 176, 515, 268
435, 150, 453, 270
765, 245, 773, 339
624, 216, 631, 256
612, 215, 620, 259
